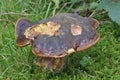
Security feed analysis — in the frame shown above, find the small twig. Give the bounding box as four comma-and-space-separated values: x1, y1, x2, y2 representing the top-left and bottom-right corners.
0, 12, 35, 16
89, 10, 96, 17
0, 19, 8, 22
58, 2, 71, 13
88, 74, 95, 78
53, 7, 57, 16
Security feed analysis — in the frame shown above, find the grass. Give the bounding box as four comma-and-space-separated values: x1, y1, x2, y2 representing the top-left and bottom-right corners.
0, 0, 120, 80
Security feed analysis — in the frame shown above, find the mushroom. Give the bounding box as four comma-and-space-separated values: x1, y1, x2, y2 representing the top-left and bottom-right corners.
15, 13, 100, 72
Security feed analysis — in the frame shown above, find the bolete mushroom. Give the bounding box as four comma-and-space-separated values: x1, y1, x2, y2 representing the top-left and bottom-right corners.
15, 13, 100, 72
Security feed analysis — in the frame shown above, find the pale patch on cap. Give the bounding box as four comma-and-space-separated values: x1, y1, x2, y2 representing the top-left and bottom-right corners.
71, 24, 82, 36
24, 21, 60, 40
66, 48, 75, 54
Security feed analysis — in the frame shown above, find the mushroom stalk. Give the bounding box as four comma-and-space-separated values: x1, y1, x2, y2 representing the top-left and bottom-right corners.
35, 57, 67, 72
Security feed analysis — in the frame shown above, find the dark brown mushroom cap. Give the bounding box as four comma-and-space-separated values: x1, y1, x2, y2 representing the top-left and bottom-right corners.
27, 13, 100, 58
15, 18, 33, 46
